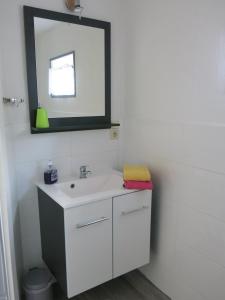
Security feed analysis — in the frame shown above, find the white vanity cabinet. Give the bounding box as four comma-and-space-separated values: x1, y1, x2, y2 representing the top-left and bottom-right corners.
113, 191, 151, 278
64, 199, 112, 298
38, 187, 152, 299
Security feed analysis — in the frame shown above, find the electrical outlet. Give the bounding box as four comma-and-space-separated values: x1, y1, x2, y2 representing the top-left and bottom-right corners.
110, 127, 119, 140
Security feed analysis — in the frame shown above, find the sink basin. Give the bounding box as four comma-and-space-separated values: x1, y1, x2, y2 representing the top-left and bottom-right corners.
59, 173, 123, 198
37, 171, 136, 209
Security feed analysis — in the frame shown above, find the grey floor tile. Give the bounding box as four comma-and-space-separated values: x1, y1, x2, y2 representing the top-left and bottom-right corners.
53, 270, 170, 300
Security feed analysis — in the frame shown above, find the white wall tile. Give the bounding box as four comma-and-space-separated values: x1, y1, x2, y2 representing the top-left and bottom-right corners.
71, 130, 119, 156
11, 123, 71, 164
182, 124, 225, 173
18, 187, 42, 270
171, 163, 225, 223
121, 1, 225, 299
175, 244, 225, 300
123, 118, 185, 164
141, 257, 175, 298
15, 161, 42, 269
150, 201, 177, 266
0, 220, 7, 298
71, 150, 118, 178
177, 203, 225, 268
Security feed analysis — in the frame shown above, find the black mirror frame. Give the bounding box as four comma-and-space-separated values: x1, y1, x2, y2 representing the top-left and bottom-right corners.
24, 6, 111, 134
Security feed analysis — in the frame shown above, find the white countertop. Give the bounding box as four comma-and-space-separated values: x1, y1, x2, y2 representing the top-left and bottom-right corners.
37, 171, 138, 209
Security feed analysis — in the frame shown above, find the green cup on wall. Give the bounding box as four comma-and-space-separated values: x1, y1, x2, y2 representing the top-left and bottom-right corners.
36, 106, 49, 129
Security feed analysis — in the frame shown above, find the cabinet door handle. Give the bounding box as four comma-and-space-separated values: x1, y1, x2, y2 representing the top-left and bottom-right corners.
76, 217, 109, 229
121, 206, 149, 216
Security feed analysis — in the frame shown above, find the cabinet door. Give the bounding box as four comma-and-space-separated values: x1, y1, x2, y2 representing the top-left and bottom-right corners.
113, 191, 151, 278
65, 199, 112, 298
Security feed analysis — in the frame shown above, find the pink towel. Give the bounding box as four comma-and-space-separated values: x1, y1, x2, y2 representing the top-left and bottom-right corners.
123, 180, 153, 190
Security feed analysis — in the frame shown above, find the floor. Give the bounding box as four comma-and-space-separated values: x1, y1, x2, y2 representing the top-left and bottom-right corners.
54, 270, 170, 300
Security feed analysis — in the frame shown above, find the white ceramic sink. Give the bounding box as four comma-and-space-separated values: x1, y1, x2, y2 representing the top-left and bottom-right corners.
37, 171, 136, 209
59, 173, 123, 198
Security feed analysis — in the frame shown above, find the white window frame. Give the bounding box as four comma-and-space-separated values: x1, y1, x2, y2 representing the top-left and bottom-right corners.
49, 51, 76, 98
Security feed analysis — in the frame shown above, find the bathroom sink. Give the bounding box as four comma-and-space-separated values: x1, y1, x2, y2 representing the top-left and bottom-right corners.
37, 171, 136, 209
59, 173, 123, 198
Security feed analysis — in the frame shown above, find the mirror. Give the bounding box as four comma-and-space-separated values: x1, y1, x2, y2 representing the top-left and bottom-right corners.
24, 6, 111, 133
34, 17, 105, 118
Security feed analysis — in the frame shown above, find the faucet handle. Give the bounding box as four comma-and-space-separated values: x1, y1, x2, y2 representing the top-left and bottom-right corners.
80, 165, 87, 172
80, 165, 92, 178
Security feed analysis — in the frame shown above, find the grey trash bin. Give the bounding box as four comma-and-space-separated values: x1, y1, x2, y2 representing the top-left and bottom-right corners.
23, 268, 54, 300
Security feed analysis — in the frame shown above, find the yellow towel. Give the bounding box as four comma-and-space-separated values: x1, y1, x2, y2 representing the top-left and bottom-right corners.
123, 164, 151, 181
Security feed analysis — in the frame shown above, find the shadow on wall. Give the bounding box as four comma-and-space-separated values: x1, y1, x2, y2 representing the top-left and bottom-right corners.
150, 173, 162, 255
19, 185, 43, 273
13, 206, 24, 295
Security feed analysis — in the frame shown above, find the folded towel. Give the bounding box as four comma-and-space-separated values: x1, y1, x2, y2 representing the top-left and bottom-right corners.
124, 180, 153, 190
123, 164, 151, 181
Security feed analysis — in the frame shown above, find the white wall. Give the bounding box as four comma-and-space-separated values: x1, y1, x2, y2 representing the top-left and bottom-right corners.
0, 48, 20, 299
0, 222, 7, 300
0, 67, 8, 300
0, 0, 125, 278
122, 0, 225, 299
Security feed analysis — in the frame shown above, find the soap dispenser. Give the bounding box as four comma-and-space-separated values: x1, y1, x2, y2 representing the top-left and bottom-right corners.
44, 160, 58, 184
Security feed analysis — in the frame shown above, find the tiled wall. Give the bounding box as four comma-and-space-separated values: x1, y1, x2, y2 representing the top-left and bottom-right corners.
0, 54, 21, 299
0, 0, 125, 273
0, 69, 8, 300
0, 221, 7, 300
122, 1, 225, 299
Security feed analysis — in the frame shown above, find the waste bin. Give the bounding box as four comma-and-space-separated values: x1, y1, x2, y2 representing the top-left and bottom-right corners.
23, 268, 54, 300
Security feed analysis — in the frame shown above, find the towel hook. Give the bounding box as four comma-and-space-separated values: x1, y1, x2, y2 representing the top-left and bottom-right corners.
3, 97, 25, 107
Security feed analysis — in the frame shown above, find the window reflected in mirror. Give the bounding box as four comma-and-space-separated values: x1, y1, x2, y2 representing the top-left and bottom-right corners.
49, 51, 76, 98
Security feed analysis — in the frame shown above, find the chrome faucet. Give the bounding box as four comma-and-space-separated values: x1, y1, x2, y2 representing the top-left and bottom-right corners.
80, 165, 92, 178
